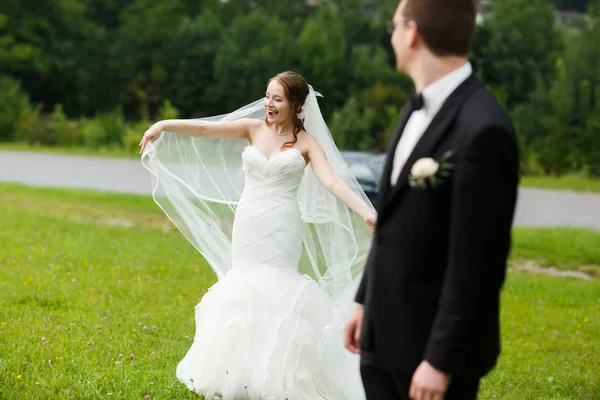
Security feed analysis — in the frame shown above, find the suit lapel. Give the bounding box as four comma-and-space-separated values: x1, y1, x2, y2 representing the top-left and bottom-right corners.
382, 75, 479, 214
375, 100, 415, 212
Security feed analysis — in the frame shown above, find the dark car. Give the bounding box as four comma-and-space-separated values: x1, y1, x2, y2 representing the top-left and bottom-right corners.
340, 150, 386, 206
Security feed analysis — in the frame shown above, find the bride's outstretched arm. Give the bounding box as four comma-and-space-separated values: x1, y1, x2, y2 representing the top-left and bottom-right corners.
139, 118, 260, 153
307, 136, 376, 233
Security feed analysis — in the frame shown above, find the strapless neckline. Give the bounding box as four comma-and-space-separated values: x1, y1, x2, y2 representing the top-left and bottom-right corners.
244, 145, 307, 166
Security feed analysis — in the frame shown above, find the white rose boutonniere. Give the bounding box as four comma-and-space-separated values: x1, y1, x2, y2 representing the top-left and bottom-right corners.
409, 151, 454, 189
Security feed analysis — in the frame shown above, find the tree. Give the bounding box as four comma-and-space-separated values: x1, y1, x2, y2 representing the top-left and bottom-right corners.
0, 0, 106, 116
550, 0, 592, 11
207, 12, 295, 113
583, 87, 600, 175
476, 0, 563, 108
329, 97, 377, 150
163, 9, 223, 117
84, 0, 131, 30
570, 0, 600, 175
347, 44, 400, 94
113, 0, 187, 118
0, 75, 31, 141
296, 4, 348, 118
514, 0, 600, 177
329, 81, 410, 151
213, 0, 311, 34
0, 13, 37, 68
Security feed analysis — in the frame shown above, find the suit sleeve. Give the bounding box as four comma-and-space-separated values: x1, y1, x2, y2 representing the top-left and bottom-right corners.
424, 126, 519, 376
354, 247, 372, 304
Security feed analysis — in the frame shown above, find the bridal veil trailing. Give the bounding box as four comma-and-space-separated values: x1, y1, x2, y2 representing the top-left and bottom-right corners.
141, 86, 374, 399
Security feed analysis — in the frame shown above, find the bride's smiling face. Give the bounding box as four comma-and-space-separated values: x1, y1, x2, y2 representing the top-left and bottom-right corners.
265, 80, 292, 124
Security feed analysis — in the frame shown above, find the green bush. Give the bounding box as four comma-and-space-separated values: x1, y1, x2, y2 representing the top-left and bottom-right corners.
15, 104, 86, 147
115, 100, 177, 154
82, 119, 106, 150
123, 120, 151, 153
98, 110, 126, 147
0, 75, 32, 142
13, 106, 42, 145
70, 119, 87, 147
157, 99, 180, 120
329, 97, 376, 151
47, 104, 77, 146
328, 83, 407, 152
82, 110, 127, 149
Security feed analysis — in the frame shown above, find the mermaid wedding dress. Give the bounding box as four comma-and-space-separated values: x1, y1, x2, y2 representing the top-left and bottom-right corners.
174, 146, 364, 399
141, 87, 373, 400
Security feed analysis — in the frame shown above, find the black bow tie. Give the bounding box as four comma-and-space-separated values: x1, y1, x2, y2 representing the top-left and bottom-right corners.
408, 92, 424, 111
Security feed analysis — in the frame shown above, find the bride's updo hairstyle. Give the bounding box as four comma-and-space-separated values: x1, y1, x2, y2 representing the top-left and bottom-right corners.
266, 71, 310, 150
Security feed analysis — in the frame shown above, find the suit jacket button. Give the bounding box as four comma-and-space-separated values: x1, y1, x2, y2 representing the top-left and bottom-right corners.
377, 236, 383, 245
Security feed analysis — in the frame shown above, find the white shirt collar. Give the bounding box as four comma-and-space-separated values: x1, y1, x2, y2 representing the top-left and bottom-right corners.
421, 62, 472, 115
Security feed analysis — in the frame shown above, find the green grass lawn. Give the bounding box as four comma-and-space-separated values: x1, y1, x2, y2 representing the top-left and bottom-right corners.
0, 142, 140, 159
510, 227, 600, 276
480, 273, 598, 399
0, 183, 598, 399
520, 175, 600, 193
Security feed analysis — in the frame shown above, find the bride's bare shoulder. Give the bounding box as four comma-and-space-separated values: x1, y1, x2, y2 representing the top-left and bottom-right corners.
246, 118, 266, 130
295, 130, 313, 147
298, 131, 321, 148
246, 119, 268, 139
296, 130, 312, 141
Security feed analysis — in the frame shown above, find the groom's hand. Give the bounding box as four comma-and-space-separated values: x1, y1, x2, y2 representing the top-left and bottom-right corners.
344, 305, 364, 354
409, 361, 450, 400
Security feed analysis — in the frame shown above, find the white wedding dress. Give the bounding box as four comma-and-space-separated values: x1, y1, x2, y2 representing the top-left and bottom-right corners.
175, 146, 366, 400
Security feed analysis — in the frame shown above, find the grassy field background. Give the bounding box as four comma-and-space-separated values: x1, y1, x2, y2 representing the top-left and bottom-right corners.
0, 183, 598, 399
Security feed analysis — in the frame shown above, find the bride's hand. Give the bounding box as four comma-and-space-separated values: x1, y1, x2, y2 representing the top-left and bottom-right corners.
363, 214, 376, 235
139, 122, 165, 154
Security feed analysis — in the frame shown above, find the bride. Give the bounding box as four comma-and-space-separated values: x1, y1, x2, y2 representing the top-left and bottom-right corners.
139, 71, 376, 400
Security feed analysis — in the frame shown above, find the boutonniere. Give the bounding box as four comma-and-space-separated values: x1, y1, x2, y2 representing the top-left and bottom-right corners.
408, 151, 454, 189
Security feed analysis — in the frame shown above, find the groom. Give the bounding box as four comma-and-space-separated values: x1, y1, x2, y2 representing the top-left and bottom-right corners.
345, 0, 519, 399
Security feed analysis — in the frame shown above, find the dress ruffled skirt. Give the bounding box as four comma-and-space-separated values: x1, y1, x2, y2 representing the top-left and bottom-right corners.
176, 264, 365, 400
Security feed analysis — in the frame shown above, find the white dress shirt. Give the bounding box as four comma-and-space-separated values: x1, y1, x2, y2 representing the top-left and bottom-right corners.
390, 62, 473, 186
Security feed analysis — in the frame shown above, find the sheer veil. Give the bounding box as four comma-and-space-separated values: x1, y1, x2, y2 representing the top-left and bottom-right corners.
141, 86, 375, 323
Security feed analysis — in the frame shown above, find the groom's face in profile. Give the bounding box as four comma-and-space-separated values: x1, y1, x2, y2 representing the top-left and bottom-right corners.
390, 1, 417, 73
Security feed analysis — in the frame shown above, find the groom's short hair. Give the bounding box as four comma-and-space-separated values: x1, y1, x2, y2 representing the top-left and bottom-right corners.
401, 0, 476, 57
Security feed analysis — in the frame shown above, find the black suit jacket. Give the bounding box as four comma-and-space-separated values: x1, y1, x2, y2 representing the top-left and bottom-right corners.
355, 74, 519, 379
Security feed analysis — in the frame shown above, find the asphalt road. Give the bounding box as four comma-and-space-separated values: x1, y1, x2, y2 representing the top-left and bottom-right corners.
2, 150, 599, 230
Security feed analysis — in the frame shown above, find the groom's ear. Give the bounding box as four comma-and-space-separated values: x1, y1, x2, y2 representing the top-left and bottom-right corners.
406, 20, 419, 49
